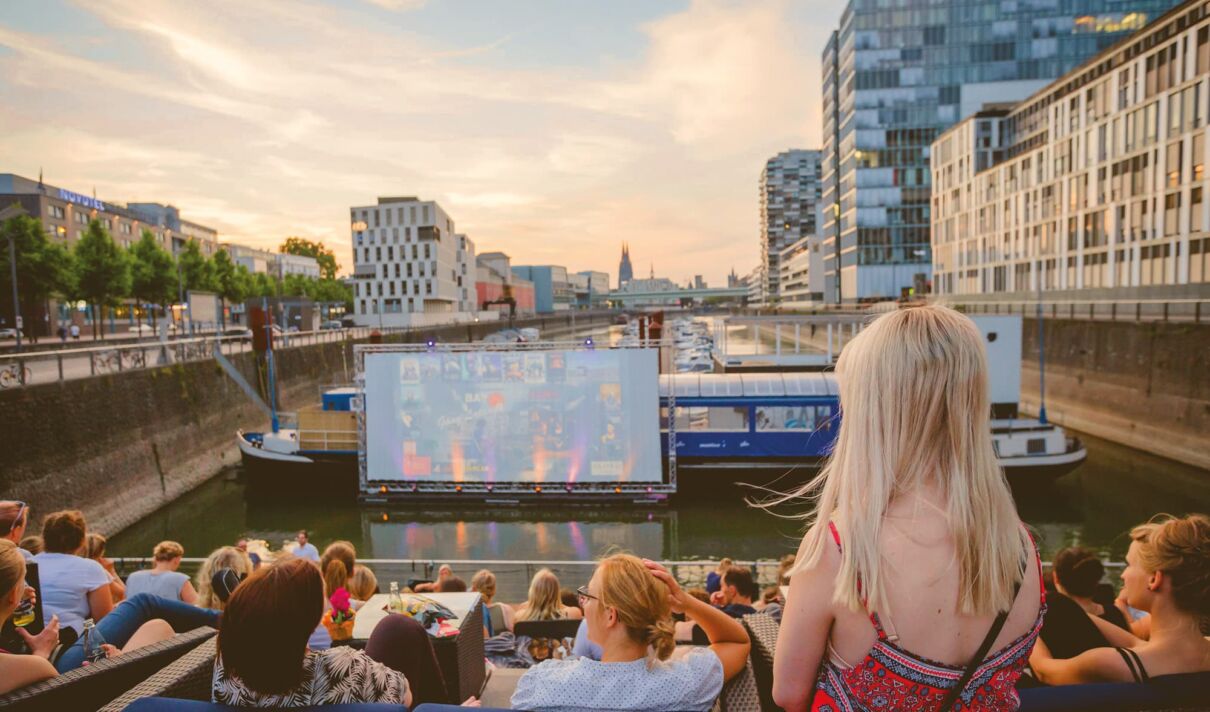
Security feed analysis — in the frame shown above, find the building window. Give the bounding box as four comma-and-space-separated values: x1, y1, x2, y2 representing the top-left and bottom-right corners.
1192, 187, 1204, 233
1165, 192, 1181, 236
1194, 133, 1205, 182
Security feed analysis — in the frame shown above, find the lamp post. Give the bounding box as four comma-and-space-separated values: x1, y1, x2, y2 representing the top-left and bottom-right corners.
0, 203, 29, 352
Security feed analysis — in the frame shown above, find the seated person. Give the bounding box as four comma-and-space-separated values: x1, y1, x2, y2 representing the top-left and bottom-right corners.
1029, 514, 1210, 685
571, 618, 602, 660
0, 501, 33, 561
514, 568, 583, 622
213, 557, 457, 707
413, 564, 453, 593
511, 555, 750, 712
349, 564, 379, 602
85, 533, 125, 604
125, 540, 198, 604
32, 510, 115, 641
196, 546, 254, 611
438, 576, 467, 593
705, 558, 732, 595
471, 569, 513, 636
691, 567, 758, 644
1039, 546, 1130, 659
0, 540, 214, 693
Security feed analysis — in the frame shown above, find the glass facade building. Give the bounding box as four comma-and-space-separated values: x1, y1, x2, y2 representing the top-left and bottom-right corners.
820, 0, 1184, 304
760, 150, 821, 304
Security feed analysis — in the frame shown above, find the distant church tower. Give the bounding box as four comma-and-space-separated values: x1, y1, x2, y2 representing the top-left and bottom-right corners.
618, 243, 634, 286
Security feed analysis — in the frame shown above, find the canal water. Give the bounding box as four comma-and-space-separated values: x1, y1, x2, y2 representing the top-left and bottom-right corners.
107, 318, 1210, 597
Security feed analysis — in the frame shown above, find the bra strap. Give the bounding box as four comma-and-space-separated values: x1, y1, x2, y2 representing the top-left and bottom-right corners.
1115, 647, 1149, 683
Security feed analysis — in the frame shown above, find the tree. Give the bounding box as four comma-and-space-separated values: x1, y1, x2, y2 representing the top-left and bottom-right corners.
212, 249, 248, 330
251, 271, 277, 298
280, 237, 339, 280
74, 219, 130, 339
307, 278, 353, 312
0, 214, 75, 338
281, 272, 311, 297
178, 239, 216, 294
128, 230, 176, 331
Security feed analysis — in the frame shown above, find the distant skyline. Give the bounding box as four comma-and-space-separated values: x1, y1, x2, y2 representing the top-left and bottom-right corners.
0, 0, 844, 285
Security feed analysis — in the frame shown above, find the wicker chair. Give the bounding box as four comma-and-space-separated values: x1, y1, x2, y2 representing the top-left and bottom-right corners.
97, 638, 218, 711
741, 612, 780, 712
0, 627, 216, 712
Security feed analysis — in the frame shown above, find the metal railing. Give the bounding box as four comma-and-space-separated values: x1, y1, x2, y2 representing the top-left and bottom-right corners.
938, 297, 1210, 323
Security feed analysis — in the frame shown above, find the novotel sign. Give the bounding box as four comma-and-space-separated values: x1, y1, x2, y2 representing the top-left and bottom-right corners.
57, 188, 106, 212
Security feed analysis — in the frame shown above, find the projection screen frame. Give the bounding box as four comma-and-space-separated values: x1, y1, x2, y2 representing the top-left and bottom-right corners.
353, 340, 676, 499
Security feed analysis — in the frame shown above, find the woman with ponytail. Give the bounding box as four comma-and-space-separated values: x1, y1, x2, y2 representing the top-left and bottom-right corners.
309, 541, 359, 650
511, 553, 750, 712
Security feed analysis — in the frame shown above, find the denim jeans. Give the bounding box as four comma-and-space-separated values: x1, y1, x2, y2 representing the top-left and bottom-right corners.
55, 593, 221, 672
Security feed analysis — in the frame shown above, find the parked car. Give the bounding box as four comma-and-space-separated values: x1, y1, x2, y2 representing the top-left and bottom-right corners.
0, 328, 22, 340
320, 320, 343, 330
222, 327, 252, 340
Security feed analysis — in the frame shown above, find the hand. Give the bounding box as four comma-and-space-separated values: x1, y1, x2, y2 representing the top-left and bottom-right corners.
643, 559, 690, 615
17, 614, 60, 659
23, 584, 35, 605
100, 644, 120, 659
710, 590, 726, 606
461, 696, 481, 707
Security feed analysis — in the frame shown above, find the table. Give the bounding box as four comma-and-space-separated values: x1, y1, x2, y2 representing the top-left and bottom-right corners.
353, 592, 485, 704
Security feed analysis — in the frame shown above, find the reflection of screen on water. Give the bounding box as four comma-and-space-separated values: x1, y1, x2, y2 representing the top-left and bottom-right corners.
363, 349, 661, 483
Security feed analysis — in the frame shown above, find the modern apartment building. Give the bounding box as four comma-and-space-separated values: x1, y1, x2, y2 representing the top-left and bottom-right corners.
778, 236, 824, 307
349, 196, 477, 326
933, 0, 1210, 300
820, 0, 1183, 304
511, 265, 573, 313
760, 150, 821, 303
575, 270, 610, 307
127, 202, 220, 256
224, 243, 320, 280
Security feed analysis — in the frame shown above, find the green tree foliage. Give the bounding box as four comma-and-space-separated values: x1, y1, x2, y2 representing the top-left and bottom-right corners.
128, 230, 176, 329
0, 214, 75, 331
74, 219, 130, 338
251, 271, 277, 298
211, 249, 249, 329
280, 236, 339, 280
307, 278, 353, 307
178, 239, 216, 293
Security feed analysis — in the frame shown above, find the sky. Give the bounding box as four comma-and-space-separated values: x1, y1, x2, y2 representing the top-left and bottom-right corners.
0, 0, 845, 286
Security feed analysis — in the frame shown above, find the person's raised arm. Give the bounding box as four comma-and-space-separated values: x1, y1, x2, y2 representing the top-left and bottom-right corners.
1089, 611, 1142, 648
645, 560, 750, 681
773, 524, 838, 712
1028, 636, 1136, 685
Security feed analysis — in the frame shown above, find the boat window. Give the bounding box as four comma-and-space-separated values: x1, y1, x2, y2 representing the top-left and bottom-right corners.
660, 407, 748, 431
755, 405, 828, 431
1027, 438, 1047, 454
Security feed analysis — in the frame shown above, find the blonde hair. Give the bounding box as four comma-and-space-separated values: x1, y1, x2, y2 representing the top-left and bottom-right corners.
782, 306, 1028, 616
153, 540, 184, 562
597, 554, 676, 660
321, 541, 356, 599
1130, 514, 1210, 618
471, 569, 497, 602
0, 540, 25, 603
517, 568, 565, 622
196, 546, 254, 610
86, 532, 107, 560
350, 564, 378, 601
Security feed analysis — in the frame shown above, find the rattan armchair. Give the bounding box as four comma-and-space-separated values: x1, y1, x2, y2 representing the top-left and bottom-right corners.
0, 626, 216, 712
97, 637, 218, 712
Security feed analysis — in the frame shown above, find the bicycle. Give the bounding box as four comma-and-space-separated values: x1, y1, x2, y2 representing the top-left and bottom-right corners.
0, 362, 32, 388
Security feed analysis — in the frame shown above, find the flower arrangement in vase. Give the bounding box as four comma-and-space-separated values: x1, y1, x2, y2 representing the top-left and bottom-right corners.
323, 587, 355, 641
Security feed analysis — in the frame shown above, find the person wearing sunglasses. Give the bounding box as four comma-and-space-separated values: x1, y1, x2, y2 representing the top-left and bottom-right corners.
511, 554, 750, 712
0, 502, 32, 561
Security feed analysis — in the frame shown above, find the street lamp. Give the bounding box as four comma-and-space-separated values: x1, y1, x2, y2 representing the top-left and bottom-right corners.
0, 203, 29, 352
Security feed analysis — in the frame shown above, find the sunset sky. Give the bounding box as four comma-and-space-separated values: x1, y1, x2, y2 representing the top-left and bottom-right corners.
0, 0, 844, 286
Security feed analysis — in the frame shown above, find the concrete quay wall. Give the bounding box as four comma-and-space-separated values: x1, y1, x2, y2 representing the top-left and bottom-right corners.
0, 314, 611, 537
1018, 318, 1209, 471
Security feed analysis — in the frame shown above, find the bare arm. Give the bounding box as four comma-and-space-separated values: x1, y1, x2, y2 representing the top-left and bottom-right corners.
180, 580, 199, 606
645, 560, 750, 681
1089, 611, 1142, 648
0, 654, 58, 695
1028, 636, 1135, 685
89, 584, 114, 622
773, 527, 837, 712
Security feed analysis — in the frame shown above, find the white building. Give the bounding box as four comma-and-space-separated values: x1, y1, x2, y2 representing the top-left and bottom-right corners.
932, 2, 1210, 300
277, 252, 321, 279
761, 150, 821, 302
349, 196, 479, 326
778, 235, 824, 308
224, 243, 276, 274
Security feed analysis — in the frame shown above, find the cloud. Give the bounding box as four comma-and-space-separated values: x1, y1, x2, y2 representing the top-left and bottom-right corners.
362, 0, 427, 10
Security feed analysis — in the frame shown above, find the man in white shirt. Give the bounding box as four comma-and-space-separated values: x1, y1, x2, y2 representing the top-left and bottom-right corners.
294, 530, 320, 562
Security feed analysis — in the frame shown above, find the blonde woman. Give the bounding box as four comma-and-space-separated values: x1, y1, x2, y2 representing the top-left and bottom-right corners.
196, 546, 254, 610
471, 568, 514, 635
1030, 514, 1210, 684
772, 306, 1044, 712
125, 541, 197, 604
514, 568, 581, 622
320, 541, 356, 600
511, 554, 750, 711
86, 532, 125, 604
349, 565, 379, 602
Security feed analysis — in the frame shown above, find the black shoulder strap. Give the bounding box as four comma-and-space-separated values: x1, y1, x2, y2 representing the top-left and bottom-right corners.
1115, 647, 1149, 683
938, 580, 1022, 711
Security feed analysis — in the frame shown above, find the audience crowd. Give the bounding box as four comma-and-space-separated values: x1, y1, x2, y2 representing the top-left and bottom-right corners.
0, 308, 1207, 710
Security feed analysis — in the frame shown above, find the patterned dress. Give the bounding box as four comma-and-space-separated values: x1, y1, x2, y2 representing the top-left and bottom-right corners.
811, 523, 1045, 712
212, 646, 409, 707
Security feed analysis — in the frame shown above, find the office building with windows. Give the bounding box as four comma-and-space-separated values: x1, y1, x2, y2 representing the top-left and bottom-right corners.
778, 235, 825, 307
349, 196, 477, 326
511, 265, 573, 313
760, 150, 821, 303
127, 202, 220, 257
820, 0, 1183, 304
933, 0, 1210, 300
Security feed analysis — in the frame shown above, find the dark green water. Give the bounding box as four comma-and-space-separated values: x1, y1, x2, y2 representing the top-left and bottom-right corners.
110, 429, 1210, 569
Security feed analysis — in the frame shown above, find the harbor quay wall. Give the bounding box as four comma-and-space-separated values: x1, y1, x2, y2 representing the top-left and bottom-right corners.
0, 314, 612, 537
1018, 318, 1209, 471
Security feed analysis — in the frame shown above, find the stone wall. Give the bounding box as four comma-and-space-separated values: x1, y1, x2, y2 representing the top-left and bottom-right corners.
1019, 318, 1210, 471
0, 314, 611, 536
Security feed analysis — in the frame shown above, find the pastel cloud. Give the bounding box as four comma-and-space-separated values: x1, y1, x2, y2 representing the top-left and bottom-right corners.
0, 0, 839, 285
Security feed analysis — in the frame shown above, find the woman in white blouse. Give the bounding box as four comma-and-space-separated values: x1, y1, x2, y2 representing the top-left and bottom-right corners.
511, 554, 751, 712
